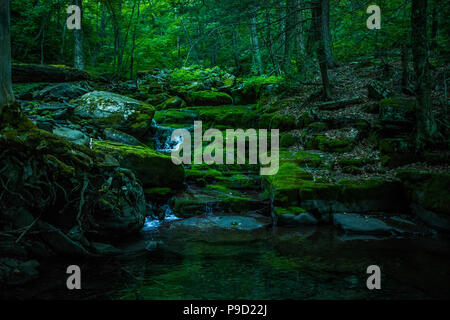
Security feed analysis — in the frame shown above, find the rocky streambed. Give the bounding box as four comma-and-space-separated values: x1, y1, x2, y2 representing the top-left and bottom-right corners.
1, 65, 449, 299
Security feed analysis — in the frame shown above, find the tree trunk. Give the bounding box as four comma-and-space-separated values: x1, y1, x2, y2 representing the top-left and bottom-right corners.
250, 13, 263, 75
294, 0, 306, 57
401, 42, 410, 91
231, 26, 241, 74
412, 0, 438, 148
265, 9, 281, 76
321, 0, 335, 68
73, 0, 85, 70
284, 0, 294, 72
313, 0, 331, 99
0, 0, 15, 115
430, 1, 439, 50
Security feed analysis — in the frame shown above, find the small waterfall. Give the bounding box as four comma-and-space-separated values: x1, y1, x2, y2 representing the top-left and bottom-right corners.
151, 119, 190, 153
205, 203, 213, 216
142, 204, 180, 231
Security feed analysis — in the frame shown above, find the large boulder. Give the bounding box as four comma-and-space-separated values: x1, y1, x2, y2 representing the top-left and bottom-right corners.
182, 90, 233, 106
378, 97, 415, 135
33, 83, 90, 102
92, 140, 184, 189
397, 170, 450, 231
73, 91, 155, 138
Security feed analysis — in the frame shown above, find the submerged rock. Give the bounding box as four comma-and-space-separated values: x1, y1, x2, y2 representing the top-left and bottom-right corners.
169, 215, 271, 232
273, 207, 318, 226
333, 213, 394, 235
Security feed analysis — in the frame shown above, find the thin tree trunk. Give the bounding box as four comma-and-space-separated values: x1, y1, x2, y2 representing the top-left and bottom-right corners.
322, 0, 335, 68
430, 1, 438, 50
0, 0, 15, 116
130, 0, 140, 80
401, 42, 410, 90
294, 0, 306, 57
411, 0, 438, 148
231, 25, 241, 74
284, 0, 295, 72
265, 9, 281, 76
313, 0, 331, 99
74, 0, 85, 70
250, 12, 263, 75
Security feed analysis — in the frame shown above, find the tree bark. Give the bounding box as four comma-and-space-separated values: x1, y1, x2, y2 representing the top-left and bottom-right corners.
401, 42, 410, 91
73, 0, 85, 70
294, 0, 306, 57
250, 12, 263, 75
411, 0, 438, 148
313, 0, 331, 99
321, 0, 335, 68
231, 25, 241, 74
284, 0, 294, 72
0, 0, 15, 115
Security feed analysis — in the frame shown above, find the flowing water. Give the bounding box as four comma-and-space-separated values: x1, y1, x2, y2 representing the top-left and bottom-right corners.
8, 117, 449, 300
14, 213, 450, 300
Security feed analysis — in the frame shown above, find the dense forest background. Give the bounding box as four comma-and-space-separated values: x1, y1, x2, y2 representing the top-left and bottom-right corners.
11, 0, 449, 77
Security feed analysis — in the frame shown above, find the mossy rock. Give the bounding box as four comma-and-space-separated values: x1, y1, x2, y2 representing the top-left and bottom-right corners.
153, 109, 198, 125
258, 113, 296, 130
144, 187, 173, 202
195, 105, 258, 129
159, 96, 187, 110
306, 135, 355, 153
397, 170, 450, 216
73, 91, 155, 138
92, 140, 184, 189
184, 90, 233, 106
378, 137, 415, 167
235, 76, 283, 103
146, 93, 169, 106
279, 150, 324, 168
280, 133, 297, 147
185, 168, 223, 185
379, 97, 415, 124
296, 178, 405, 214
264, 162, 314, 206
307, 122, 328, 133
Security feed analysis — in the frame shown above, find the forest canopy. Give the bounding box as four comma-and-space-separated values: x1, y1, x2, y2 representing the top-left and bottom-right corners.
10, 0, 449, 78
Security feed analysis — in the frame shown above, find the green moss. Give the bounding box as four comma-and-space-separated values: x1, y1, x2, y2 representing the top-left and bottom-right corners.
144, 187, 172, 197
258, 113, 296, 130
186, 90, 233, 106
307, 135, 354, 153
397, 170, 450, 215
159, 96, 187, 110
274, 206, 307, 216
378, 138, 414, 167
280, 133, 297, 147
45, 154, 75, 177
279, 151, 324, 168
307, 122, 328, 132
92, 140, 184, 188
195, 105, 258, 128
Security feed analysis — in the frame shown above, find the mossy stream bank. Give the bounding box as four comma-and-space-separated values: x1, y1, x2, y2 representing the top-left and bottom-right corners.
1, 65, 449, 299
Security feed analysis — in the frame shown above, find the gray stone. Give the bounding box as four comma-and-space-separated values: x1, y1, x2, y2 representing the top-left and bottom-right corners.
52, 126, 90, 146
103, 128, 141, 146
333, 213, 394, 235
34, 83, 89, 102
